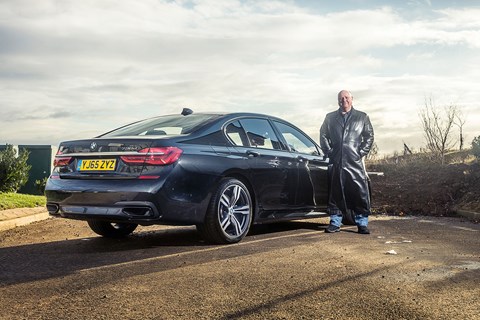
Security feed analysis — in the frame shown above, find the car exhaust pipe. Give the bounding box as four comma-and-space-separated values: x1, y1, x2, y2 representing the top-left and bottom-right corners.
46, 203, 60, 214
122, 207, 154, 217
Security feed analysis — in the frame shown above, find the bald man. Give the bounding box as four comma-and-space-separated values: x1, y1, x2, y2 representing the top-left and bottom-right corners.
320, 90, 374, 234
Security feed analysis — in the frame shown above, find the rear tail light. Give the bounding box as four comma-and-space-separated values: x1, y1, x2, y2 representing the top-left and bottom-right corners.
53, 156, 73, 167
120, 147, 183, 166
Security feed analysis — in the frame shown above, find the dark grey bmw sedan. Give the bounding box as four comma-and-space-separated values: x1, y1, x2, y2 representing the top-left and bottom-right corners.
45, 109, 329, 243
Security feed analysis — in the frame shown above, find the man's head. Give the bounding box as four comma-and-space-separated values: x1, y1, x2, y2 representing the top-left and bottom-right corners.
338, 90, 353, 113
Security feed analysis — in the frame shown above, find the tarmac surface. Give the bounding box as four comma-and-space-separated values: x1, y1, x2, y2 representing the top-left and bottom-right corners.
1, 211, 479, 319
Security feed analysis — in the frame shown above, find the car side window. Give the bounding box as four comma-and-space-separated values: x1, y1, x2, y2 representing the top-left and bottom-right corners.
238, 118, 282, 150
273, 121, 320, 155
225, 121, 249, 147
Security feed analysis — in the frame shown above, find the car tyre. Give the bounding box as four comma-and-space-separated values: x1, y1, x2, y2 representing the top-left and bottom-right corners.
87, 220, 138, 238
198, 178, 253, 244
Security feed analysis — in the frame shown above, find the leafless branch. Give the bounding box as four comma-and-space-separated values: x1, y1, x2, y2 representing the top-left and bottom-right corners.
419, 97, 459, 164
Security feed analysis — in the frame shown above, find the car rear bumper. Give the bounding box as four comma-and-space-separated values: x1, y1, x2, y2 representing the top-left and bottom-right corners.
47, 200, 162, 225
45, 176, 213, 225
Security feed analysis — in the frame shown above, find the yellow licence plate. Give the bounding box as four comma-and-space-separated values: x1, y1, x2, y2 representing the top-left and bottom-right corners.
78, 159, 116, 171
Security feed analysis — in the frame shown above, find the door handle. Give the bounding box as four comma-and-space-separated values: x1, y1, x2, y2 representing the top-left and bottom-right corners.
246, 150, 260, 157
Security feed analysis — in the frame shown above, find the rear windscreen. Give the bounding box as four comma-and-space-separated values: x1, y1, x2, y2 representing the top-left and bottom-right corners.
98, 114, 222, 137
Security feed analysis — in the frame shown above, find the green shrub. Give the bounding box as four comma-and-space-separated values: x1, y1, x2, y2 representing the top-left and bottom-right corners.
0, 144, 31, 193
472, 136, 480, 159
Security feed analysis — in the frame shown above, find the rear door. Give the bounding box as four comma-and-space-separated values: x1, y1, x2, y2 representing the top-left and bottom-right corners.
225, 118, 298, 213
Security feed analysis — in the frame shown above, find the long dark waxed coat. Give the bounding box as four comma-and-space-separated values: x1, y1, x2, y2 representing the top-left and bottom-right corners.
319, 108, 374, 215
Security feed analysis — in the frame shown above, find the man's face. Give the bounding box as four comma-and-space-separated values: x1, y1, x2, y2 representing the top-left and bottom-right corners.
338, 91, 353, 112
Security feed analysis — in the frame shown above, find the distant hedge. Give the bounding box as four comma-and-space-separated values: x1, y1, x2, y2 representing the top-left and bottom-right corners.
0, 144, 31, 193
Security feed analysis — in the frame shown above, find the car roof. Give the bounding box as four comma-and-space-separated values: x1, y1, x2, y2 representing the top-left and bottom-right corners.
178, 111, 287, 121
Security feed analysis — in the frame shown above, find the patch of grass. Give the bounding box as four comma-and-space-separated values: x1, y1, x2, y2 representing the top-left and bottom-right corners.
0, 193, 46, 210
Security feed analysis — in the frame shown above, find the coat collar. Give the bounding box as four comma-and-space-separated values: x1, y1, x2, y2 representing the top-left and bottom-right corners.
335, 107, 356, 127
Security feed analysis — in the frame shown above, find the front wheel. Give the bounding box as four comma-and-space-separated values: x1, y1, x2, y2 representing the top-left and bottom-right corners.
87, 220, 138, 238
197, 178, 253, 244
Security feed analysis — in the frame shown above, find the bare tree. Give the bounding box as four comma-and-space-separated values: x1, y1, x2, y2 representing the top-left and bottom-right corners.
454, 110, 466, 150
419, 97, 458, 164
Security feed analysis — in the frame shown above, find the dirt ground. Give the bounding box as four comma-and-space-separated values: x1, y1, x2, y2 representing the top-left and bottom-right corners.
368, 161, 480, 220
1, 215, 479, 320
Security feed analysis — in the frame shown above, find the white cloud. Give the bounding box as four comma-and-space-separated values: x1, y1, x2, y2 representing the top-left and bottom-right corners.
0, 1, 479, 155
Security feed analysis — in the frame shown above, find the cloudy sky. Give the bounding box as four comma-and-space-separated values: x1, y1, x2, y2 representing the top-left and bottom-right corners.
1, 0, 479, 155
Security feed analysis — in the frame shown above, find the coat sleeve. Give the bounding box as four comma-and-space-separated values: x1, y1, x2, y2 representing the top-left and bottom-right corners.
319, 115, 332, 156
359, 115, 374, 157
